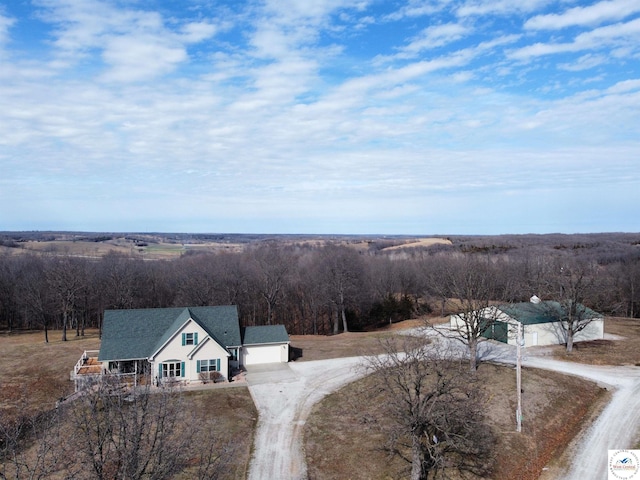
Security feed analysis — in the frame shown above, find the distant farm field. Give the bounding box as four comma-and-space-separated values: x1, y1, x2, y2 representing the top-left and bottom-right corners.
381, 237, 452, 250
0, 233, 453, 259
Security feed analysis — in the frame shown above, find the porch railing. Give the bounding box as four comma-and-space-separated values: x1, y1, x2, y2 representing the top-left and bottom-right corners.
73, 350, 101, 376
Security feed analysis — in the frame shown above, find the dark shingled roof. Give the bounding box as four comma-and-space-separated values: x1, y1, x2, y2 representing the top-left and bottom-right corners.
98, 306, 242, 362
242, 325, 289, 345
499, 301, 601, 325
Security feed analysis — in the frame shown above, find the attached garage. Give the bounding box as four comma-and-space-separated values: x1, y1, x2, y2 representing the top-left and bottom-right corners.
241, 325, 290, 366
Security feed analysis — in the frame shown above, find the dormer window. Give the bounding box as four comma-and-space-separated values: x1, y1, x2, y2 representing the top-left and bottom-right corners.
182, 332, 198, 346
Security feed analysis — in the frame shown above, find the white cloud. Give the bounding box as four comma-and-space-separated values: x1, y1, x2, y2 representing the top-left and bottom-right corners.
34, 0, 217, 81
525, 0, 640, 30
509, 17, 640, 60
457, 0, 551, 18
180, 21, 218, 43
384, 0, 452, 21
0, 13, 14, 47
575, 16, 640, 44
100, 36, 188, 82
558, 53, 608, 71
404, 23, 469, 52
2, 0, 640, 233
606, 78, 640, 93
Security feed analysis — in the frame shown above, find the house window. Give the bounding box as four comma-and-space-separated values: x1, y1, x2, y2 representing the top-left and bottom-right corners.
199, 359, 218, 372
182, 332, 198, 346
162, 362, 182, 378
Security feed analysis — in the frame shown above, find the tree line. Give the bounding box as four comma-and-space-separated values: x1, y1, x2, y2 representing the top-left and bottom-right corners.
1, 235, 639, 340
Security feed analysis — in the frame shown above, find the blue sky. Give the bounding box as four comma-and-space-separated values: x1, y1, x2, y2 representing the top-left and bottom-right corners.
1, 0, 639, 235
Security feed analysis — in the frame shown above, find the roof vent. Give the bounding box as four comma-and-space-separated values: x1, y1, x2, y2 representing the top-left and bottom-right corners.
530, 295, 541, 304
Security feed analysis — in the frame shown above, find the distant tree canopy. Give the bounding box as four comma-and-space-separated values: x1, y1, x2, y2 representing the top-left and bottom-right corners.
0, 233, 639, 338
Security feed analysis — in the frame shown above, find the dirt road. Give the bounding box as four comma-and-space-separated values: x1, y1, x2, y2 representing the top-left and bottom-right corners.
246, 357, 365, 480
522, 356, 640, 480
246, 335, 640, 480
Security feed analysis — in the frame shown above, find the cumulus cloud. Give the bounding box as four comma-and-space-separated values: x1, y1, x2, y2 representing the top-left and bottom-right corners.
34, 0, 217, 81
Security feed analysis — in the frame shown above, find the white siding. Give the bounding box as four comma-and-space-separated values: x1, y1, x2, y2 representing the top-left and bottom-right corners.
575, 318, 605, 343
509, 318, 605, 347
191, 339, 230, 381
152, 318, 229, 382
242, 343, 289, 366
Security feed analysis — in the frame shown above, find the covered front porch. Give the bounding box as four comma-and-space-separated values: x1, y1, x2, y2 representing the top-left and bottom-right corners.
71, 351, 152, 391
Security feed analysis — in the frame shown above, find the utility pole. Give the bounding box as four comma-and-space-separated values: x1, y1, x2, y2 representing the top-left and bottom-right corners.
516, 321, 522, 433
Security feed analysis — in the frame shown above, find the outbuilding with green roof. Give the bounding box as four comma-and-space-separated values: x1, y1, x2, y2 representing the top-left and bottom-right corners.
450, 297, 604, 347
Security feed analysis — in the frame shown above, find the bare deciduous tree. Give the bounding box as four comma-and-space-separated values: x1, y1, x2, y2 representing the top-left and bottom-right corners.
0, 404, 71, 479
363, 337, 495, 480
541, 259, 600, 353
427, 257, 504, 372
320, 245, 365, 334
45, 257, 86, 341
65, 377, 189, 480
251, 245, 292, 325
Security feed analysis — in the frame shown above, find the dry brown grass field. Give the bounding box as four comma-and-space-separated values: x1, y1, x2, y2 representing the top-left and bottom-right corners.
0, 329, 101, 420
2, 315, 637, 479
550, 316, 640, 366
297, 317, 640, 479
304, 362, 605, 480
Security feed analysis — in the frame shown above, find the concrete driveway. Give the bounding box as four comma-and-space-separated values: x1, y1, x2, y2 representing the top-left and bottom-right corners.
245, 362, 299, 386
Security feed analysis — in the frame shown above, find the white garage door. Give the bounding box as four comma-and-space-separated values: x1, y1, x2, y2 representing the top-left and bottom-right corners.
242, 344, 285, 365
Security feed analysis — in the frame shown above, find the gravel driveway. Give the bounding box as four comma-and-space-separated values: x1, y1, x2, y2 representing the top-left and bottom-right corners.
245, 334, 640, 480
246, 357, 366, 480
522, 357, 640, 480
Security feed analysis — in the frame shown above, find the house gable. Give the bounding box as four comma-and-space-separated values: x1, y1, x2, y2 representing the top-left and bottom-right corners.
187, 335, 230, 360
151, 317, 212, 362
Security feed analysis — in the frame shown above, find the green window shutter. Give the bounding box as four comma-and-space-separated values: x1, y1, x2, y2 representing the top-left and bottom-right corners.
158, 363, 162, 379
194, 332, 198, 345
181, 333, 186, 346
196, 360, 201, 372
181, 362, 185, 377
216, 358, 220, 371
